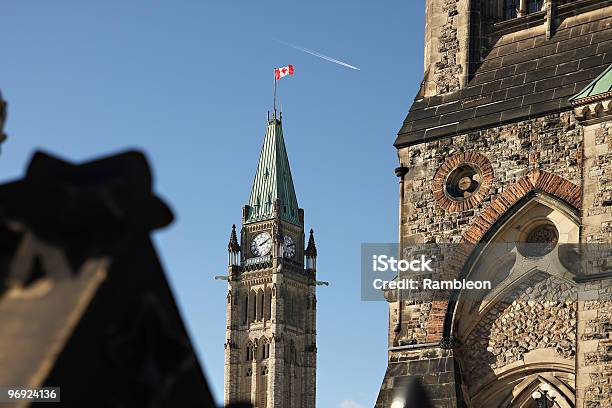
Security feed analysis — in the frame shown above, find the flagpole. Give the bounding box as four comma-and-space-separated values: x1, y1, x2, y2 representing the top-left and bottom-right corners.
273, 70, 277, 117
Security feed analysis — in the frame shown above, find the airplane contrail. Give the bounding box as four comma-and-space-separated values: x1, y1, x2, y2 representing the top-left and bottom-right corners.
272, 38, 360, 71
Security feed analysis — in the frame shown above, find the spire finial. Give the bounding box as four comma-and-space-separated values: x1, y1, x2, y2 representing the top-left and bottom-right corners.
228, 224, 240, 253
305, 229, 317, 257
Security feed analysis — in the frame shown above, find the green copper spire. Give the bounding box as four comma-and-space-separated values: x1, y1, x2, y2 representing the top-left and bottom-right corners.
245, 114, 300, 226
570, 64, 612, 104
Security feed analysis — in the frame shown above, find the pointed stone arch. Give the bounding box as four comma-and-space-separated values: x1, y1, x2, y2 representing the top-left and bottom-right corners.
443, 175, 581, 407
435, 171, 581, 325
258, 336, 270, 360
441, 172, 581, 338
462, 170, 580, 245
243, 338, 255, 363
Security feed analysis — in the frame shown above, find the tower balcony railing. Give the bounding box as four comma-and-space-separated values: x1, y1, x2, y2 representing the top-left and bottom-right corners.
243, 255, 273, 271
246, 319, 271, 330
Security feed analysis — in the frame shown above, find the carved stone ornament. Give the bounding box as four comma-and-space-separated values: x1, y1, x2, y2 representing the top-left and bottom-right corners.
518, 223, 559, 258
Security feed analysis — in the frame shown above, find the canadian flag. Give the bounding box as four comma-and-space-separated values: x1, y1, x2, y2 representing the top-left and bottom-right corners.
275, 65, 294, 80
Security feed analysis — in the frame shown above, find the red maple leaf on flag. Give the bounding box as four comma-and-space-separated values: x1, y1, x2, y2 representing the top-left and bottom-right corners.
275, 65, 294, 80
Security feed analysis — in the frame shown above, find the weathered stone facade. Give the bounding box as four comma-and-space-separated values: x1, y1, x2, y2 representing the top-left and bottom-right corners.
401, 112, 582, 244
576, 110, 612, 408
423, 0, 470, 97
435, 0, 462, 94
377, 1, 612, 407
463, 274, 577, 378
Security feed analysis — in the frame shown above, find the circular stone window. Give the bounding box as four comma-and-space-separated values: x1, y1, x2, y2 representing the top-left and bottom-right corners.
433, 152, 493, 212
518, 223, 559, 258
445, 164, 482, 200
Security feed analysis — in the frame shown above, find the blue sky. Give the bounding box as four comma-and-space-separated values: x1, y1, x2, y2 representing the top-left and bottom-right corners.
0, 2, 424, 406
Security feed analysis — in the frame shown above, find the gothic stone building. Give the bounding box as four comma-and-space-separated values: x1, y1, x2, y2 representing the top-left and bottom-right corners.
377, 1, 612, 407
223, 113, 318, 408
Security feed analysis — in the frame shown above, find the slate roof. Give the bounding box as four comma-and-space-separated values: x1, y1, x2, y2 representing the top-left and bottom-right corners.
570, 63, 612, 102
396, 2, 612, 148
246, 114, 300, 226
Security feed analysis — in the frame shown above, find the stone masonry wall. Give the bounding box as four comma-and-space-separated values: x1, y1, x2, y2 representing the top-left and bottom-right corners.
435, 0, 462, 94
463, 274, 577, 389
577, 118, 612, 408
395, 112, 581, 349
578, 283, 612, 408
583, 121, 612, 242
386, 112, 584, 406
398, 111, 581, 248
376, 347, 457, 408
422, 0, 469, 97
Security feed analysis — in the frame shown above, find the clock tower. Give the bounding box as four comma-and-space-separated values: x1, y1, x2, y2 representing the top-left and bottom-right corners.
223, 111, 317, 408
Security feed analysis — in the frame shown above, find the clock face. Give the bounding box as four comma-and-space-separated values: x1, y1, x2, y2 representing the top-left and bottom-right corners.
283, 235, 296, 258
251, 232, 272, 257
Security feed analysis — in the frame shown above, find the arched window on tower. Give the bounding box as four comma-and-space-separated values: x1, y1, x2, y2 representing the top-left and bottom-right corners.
264, 286, 272, 321
257, 289, 264, 321
250, 289, 256, 323
260, 340, 270, 360
243, 292, 249, 324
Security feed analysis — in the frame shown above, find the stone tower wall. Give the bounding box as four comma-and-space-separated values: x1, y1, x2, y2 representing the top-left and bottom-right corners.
576, 116, 612, 408
423, 0, 470, 96
224, 222, 316, 408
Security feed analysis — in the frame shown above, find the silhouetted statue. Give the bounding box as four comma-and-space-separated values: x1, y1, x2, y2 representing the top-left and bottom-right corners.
0, 150, 225, 407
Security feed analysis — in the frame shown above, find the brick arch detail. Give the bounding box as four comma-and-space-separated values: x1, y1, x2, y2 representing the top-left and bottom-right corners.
461, 170, 581, 244
429, 171, 581, 343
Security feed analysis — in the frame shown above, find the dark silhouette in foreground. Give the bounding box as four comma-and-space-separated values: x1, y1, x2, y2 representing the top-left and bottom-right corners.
0, 151, 228, 407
